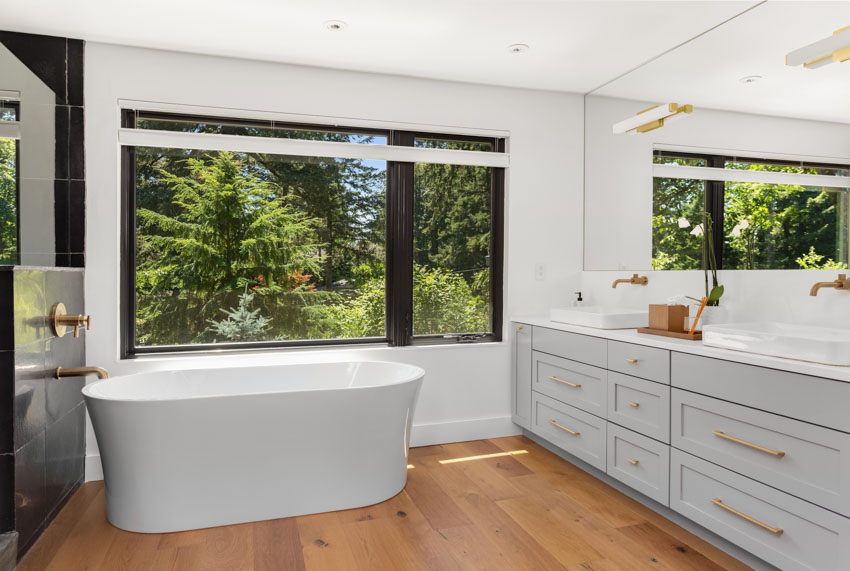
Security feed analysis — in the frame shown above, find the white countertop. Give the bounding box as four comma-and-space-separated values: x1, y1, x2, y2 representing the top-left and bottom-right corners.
512, 314, 850, 383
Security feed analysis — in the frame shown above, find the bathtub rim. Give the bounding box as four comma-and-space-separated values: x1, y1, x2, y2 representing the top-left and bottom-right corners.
81, 360, 425, 403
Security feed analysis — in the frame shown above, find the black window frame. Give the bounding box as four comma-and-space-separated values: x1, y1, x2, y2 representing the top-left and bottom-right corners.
120, 110, 505, 358
654, 149, 850, 271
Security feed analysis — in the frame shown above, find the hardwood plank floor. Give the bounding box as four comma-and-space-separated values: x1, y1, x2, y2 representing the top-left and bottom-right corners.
18, 436, 751, 571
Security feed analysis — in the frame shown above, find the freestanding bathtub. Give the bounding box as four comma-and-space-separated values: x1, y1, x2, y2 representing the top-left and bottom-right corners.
83, 361, 424, 533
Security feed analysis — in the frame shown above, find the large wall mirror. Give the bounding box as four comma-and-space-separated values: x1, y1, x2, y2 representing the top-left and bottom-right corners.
583, 2, 850, 271
0, 32, 84, 267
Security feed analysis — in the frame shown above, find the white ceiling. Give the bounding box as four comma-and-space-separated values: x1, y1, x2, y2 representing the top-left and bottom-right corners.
0, 0, 759, 93
594, 1, 850, 123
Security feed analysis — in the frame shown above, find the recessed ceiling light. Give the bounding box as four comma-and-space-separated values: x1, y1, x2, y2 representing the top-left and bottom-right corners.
324, 20, 347, 32
739, 75, 763, 84
507, 44, 529, 54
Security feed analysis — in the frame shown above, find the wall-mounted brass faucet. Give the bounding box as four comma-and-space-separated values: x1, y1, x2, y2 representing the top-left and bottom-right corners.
55, 366, 109, 379
810, 273, 850, 296
612, 274, 649, 288
50, 302, 91, 338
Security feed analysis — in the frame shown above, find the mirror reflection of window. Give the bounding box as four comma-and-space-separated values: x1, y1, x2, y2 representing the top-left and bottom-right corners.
652, 150, 850, 271
0, 99, 19, 264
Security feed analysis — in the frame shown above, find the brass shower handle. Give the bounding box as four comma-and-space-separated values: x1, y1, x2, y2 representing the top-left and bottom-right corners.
50, 303, 92, 338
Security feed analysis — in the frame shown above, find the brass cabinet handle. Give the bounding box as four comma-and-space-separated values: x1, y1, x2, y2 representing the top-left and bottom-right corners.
549, 375, 581, 388
627, 458, 639, 465
625, 358, 639, 364
516, 326, 524, 331
712, 431, 786, 457
711, 498, 784, 535
548, 419, 580, 436
627, 401, 640, 408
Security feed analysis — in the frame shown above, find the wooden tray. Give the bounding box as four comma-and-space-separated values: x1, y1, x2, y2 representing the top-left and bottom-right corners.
637, 327, 702, 341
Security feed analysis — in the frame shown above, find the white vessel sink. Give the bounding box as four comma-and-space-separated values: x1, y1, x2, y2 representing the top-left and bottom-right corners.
549, 306, 648, 330
702, 322, 850, 366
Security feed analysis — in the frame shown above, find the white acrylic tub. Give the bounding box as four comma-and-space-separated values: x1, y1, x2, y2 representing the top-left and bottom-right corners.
83, 361, 424, 533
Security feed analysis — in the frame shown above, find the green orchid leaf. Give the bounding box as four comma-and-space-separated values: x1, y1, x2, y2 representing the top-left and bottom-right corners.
708, 285, 724, 304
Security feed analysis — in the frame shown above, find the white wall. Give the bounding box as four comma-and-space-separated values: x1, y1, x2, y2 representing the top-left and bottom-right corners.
579, 269, 850, 329
83, 43, 585, 479
584, 94, 850, 271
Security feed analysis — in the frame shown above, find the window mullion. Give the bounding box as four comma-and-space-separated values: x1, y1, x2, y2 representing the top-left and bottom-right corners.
387, 131, 415, 346
708, 155, 725, 270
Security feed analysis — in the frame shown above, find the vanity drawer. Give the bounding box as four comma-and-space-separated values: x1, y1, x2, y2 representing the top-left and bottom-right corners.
671, 449, 850, 571
607, 423, 669, 506
607, 372, 670, 443
533, 351, 607, 418
607, 341, 669, 384
672, 389, 850, 517
532, 392, 606, 471
671, 352, 850, 433
532, 327, 607, 369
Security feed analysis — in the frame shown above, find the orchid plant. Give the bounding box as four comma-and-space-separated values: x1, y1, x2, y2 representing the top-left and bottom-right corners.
677, 212, 725, 306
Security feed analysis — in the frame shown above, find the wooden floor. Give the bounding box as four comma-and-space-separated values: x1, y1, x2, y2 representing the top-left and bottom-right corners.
18, 436, 751, 570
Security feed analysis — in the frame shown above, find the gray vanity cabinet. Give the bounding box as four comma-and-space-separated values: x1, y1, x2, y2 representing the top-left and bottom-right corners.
511, 322, 850, 570
510, 322, 533, 429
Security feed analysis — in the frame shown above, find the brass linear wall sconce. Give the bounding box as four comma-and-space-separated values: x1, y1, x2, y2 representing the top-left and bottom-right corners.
612, 102, 693, 135
786, 25, 850, 69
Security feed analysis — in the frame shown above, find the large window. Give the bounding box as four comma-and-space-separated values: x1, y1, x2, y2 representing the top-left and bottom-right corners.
121, 110, 505, 355
653, 151, 850, 270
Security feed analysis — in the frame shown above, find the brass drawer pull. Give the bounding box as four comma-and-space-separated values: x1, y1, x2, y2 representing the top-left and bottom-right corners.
549, 375, 581, 388
713, 431, 786, 457
516, 326, 524, 331
548, 419, 580, 436
627, 458, 639, 465
627, 401, 640, 408
711, 498, 784, 535
625, 358, 639, 364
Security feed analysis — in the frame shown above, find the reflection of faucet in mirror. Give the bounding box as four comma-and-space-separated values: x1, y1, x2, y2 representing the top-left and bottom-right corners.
612, 274, 648, 288
810, 274, 850, 296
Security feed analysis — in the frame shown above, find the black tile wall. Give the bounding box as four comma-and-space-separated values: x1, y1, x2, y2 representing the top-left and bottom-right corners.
0, 455, 12, 533
0, 268, 86, 559
0, 29, 87, 560
13, 431, 44, 553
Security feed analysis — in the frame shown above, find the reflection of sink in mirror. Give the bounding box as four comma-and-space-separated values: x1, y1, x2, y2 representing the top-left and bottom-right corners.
703, 322, 850, 366
549, 306, 648, 330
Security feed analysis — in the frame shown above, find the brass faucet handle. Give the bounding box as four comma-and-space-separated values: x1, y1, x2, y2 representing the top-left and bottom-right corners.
49, 303, 92, 338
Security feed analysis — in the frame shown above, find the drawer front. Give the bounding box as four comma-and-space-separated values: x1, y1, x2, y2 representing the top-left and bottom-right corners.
532, 392, 607, 471
672, 389, 850, 517
671, 352, 850, 433
608, 341, 670, 384
533, 351, 607, 418
607, 372, 670, 443
671, 449, 850, 571
607, 423, 670, 506
532, 326, 607, 369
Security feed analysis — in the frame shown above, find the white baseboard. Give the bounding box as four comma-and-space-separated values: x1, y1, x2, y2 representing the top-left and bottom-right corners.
410, 415, 522, 447
84, 416, 521, 482
85, 454, 103, 482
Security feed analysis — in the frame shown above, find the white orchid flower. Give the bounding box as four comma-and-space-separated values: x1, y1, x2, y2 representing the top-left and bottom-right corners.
690, 224, 704, 237
677, 217, 691, 229
731, 218, 751, 237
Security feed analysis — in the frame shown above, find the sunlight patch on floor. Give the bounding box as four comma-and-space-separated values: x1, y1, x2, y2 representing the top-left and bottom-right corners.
438, 449, 528, 465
